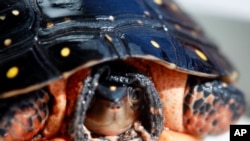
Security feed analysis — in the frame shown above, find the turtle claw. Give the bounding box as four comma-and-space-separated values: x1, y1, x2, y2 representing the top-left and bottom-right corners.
133, 121, 152, 141
80, 125, 111, 141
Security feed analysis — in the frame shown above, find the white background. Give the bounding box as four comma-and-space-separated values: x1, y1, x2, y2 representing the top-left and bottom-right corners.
175, 0, 250, 22
174, 0, 250, 140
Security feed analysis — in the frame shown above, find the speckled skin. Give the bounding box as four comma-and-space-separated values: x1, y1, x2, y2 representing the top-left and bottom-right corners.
184, 79, 245, 136
149, 62, 188, 132
126, 59, 188, 132
0, 90, 49, 141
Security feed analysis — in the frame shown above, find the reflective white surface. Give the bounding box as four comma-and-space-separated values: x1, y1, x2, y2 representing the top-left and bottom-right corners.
175, 0, 250, 22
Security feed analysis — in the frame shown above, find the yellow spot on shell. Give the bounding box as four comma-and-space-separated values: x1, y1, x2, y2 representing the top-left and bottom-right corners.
195, 49, 208, 61
105, 34, 113, 42
46, 22, 54, 28
12, 10, 20, 16
110, 86, 117, 91
4, 38, 12, 47
61, 47, 71, 57
6, 66, 19, 79
151, 40, 160, 48
154, 0, 163, 5
0, 15, 6, 20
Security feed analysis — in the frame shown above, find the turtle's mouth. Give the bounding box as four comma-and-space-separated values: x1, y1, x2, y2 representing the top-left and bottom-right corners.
84, 97, 138, 136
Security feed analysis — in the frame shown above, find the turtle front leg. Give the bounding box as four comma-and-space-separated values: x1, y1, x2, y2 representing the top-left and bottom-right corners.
0, 90, 50, 141
133, 121, 151, 141
183, 79, 245, 136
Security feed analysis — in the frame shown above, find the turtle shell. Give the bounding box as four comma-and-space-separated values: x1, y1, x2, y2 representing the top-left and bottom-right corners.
0, 0, 235, 98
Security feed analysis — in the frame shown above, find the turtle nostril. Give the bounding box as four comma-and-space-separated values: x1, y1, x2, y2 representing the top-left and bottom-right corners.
109, 102, 121, 109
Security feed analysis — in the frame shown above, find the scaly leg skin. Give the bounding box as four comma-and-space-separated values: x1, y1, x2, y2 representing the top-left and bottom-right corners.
133, 121, 152, 141
158, 79, 245, 141
184, 79, 245, 136
0, 90, 50, 141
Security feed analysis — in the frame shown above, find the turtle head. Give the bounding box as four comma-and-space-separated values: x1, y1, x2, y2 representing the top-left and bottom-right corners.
74, 61, 164, 140
84, 76, 143, 136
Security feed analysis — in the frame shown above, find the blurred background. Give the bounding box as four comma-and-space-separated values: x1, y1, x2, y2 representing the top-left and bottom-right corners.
174, 0, 250, 140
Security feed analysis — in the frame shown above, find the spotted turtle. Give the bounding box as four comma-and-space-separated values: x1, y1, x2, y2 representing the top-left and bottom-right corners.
0, 0, 245, 141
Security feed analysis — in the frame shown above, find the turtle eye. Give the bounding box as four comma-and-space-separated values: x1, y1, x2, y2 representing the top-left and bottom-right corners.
128, 87, 143, 109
